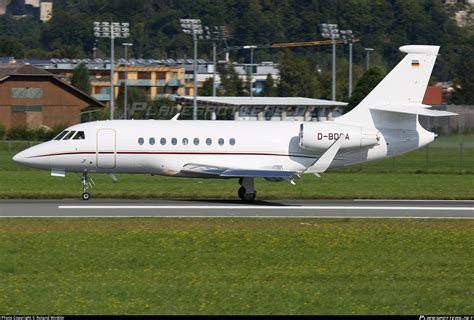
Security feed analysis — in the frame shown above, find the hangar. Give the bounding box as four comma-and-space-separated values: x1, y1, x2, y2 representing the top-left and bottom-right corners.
0, 64, 104, 129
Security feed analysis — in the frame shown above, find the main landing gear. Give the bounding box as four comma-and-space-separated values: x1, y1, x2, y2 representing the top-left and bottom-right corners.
238, 177, 256, 202
81, 170, 94, 201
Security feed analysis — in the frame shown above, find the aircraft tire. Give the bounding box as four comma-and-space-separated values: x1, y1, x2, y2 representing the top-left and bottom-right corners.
238, 187, 246, 200
82, 192, 91, 201
242, 192, 256, 202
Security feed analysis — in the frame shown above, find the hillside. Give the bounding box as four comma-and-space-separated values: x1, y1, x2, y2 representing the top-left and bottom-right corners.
0, 0, 472, 102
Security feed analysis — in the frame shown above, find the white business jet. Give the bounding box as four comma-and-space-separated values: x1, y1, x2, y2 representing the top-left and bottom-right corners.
13, 45, 455, 201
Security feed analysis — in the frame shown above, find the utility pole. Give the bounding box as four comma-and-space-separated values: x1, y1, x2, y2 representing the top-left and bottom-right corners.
365, 47, 375, 71
243, 45, 257, 97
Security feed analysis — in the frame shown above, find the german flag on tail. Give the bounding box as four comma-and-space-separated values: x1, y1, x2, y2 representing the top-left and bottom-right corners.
411, 60, 420, 68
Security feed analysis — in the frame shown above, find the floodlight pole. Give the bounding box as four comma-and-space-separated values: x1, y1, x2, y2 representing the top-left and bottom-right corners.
193, 32, 198, 120
212, 41, 217, 97
332, 36, 336, 101
208, 26, 227, 97
321, 23, 339, 101
122, 43, 133, 119
92, 40, 98, 59
341, 29, 355, 98
180, 19, 203, 120
93, 21, 130, 120
348, 42, 353, 98
110, 34, 115, 120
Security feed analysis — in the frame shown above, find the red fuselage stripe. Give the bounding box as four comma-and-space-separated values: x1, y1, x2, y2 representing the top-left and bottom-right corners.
29, 151, 318, 159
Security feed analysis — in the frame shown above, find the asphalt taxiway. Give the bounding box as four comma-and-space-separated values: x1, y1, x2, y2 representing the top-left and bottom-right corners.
0, 199, 472, 219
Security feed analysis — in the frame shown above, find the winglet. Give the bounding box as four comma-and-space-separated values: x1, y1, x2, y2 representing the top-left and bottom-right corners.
171, 113, 180, 121
305, 137, 344, 174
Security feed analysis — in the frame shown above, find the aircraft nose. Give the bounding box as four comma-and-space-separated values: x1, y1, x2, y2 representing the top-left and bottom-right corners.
12, 150, 27, 165
12, 144, 51, 169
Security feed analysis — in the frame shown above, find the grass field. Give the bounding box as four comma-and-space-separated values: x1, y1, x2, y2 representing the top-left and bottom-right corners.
0, 134, 472, 200
0, 218, 472, 315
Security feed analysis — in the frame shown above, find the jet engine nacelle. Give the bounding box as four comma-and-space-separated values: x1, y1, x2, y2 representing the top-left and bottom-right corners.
299, 122, 380, 151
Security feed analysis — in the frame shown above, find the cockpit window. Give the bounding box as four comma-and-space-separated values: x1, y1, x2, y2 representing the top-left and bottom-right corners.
63, 131, 76, 140
54, 131, 69, 140
72, 131, 85, 140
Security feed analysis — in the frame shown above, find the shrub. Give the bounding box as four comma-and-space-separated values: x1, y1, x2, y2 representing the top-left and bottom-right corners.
5, 124, 69, 141
43, 124, 68, 141
6, 126, 35, 140
31, 125, 69, 141
0, 124, 5, 139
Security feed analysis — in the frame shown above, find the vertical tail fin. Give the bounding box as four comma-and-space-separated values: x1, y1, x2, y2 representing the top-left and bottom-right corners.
337, 45, 440, 128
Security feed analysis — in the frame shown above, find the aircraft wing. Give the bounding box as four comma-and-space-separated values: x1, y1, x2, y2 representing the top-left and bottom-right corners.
180, 163, 299, 179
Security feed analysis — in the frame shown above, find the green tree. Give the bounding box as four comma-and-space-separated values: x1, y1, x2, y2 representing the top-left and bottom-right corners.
150, 96, 177, 120
260, 73, 277, 97
451, 48, 474, 104
41, 11, 94, 54
278, 52, 320, 98
0, 36, 24, 57
348, 66, 386, 110
199, 78, 214, 96
71, 63, 91, 94
219, 64, 245, 96
122, 87, 150, 119
117, 84, 150, 119
0, 0, 469, 94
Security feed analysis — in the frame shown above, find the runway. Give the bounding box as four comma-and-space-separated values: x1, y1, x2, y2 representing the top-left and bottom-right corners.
0, 199, 472, 219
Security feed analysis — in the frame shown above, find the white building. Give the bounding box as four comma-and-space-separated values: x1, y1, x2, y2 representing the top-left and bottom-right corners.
40, 1, 52, 22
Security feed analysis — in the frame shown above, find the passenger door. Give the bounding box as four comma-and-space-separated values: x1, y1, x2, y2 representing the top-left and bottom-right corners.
96, 129, 116, 169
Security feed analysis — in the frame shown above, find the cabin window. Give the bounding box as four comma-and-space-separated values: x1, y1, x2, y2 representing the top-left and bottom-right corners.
54, 131, 69, 141
160, 138, 166, 145
182, 138, 188, 145
218, 138, 224, 146
63, 131, 76, 140
206, 138, 212, 146
72, 131, 85, 140
193, 138, 200, 146
229, 138, 236, 146
149, 137, 155, 145
138, 137, 144, 145
171, 138, 177, 145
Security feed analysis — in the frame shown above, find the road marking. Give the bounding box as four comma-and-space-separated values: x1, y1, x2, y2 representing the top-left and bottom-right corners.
353, 199, 474, 202
2, 215, 474, 219
58, 205, 474, 211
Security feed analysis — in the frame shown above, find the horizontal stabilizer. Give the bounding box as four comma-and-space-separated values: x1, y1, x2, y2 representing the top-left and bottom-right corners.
305, 137, 344, 174
371, 104, 457, 117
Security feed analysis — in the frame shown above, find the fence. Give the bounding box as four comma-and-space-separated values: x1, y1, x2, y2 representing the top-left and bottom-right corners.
1, 125, 473, 174
419, 105, 474, 134
341, 132, 474, 174
0, 140, 40, 153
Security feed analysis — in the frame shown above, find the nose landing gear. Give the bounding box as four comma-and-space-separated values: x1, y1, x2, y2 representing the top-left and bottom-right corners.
81, 170, 94, 201
238, 177, 256, 202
